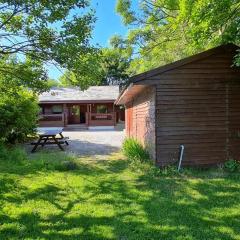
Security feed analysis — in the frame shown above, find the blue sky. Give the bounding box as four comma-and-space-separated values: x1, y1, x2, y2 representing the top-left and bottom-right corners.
91, 0, 128, 46
48, 0, 129, 80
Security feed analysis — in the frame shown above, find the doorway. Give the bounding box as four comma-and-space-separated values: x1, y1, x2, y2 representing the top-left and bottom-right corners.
68, 105, 86, 124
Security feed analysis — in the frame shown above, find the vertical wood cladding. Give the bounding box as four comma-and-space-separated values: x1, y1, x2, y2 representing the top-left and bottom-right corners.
125, 87, 156, 159
228, 81, 240, 160
152, 49, 240, 166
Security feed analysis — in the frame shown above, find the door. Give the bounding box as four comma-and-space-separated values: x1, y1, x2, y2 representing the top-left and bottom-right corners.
79, 105, 87, 124
68, 105, 81, 124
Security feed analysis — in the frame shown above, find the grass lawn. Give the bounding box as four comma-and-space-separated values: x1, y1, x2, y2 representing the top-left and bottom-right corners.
0, 149, 240, 240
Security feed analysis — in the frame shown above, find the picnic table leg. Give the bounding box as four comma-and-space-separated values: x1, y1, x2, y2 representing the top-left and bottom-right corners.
53, 136, 64, 151
59, 133, 69, 145
31, 136, 43, 153
41, 136, 49, 147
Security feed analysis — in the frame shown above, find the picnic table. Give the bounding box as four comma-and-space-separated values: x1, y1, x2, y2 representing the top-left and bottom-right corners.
31, 127, 69, 153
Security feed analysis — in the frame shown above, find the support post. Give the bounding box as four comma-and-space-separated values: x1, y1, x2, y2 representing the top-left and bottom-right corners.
87, 104, 91, 127
63, 104, 68, 127
113, 103, 116, 126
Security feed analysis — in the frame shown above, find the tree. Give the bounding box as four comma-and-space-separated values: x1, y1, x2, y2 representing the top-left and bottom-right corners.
0, 0, 98, 90
0, 55, 47, 92
58, 70, 77, 87
100, 39, 131, 87
47, 79, 59, 88
59, 42, 131, 88
115, 0, 240, 74
58, 52, 104, 88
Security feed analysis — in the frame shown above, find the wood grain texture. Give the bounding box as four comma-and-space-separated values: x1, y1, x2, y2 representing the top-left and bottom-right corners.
155, 49, 240, 166
122, 45, 240, 167
125, 87, 156, 159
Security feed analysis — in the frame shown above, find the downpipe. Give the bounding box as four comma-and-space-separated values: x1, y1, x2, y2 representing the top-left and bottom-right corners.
177, 145, 185, 172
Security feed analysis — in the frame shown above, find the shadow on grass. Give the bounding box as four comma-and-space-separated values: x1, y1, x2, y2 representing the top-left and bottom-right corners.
0, 153, 240, 239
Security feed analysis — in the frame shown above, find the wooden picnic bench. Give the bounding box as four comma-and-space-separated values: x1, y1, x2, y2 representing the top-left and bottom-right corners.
31, 128, 69, 153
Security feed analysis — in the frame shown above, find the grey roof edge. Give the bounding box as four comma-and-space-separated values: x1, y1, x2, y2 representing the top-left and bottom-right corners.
38, 85, 120, 102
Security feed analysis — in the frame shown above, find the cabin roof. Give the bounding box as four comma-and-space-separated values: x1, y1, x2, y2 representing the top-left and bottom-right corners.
39, 86, 119, 103
115, 43, 239, 105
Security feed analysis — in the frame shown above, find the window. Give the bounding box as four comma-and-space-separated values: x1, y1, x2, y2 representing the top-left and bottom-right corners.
71, 105, 80, 116
39, 106, 44, 114
97, 105, 108, 113
52, 105, 63, 114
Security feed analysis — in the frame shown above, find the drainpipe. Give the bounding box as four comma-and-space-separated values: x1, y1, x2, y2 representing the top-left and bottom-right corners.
177, 145, 185, 172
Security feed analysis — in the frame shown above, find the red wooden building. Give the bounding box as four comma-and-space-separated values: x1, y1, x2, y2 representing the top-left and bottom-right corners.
39, 86, 124, 129
115, 44, 240, 167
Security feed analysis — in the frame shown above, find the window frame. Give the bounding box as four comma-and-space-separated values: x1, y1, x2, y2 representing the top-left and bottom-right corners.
96, 105, 108, 114
52, 105, 63, 114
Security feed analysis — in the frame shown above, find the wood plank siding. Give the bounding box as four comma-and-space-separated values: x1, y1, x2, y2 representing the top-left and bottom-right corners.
150, 49, 240, 166
117, 44, 240, 167
125, 87, 156, 158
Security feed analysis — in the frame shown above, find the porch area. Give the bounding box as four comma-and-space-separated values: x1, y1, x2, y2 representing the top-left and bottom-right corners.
38, 102, 123, 129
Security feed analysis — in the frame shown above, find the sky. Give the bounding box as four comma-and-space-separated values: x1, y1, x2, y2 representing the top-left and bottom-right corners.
48, 0, 129, 80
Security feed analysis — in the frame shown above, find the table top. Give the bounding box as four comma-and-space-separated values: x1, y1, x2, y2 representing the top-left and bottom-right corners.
37, 127, 63, 136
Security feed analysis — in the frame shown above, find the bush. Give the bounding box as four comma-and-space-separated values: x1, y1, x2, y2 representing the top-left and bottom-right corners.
224, 159, 239, 172
0, 88, 39, 143
122, 138, 150, 162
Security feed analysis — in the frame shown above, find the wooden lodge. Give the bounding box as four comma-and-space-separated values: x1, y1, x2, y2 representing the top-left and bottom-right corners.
115, 44, 240, 167
39, 86, 124, 129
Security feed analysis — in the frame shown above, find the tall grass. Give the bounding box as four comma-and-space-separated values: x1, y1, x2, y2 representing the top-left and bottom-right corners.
0, 144, 27, 162
0, 144, 78, 171
122, 138, 150, 162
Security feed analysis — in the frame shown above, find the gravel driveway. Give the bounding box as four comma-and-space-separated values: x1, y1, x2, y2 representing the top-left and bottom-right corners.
26, 124, 125, 157
64, 128, 125, 157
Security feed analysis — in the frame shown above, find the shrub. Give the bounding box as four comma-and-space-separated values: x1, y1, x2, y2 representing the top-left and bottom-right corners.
0, 88, 39, 143
224, 159, 239, 172
122, 138, 150, 162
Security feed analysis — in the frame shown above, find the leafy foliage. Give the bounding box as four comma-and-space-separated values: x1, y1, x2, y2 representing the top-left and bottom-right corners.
0, 55, 48, 93
47, 79, 60, 88
100, 46, 131, 87
115, 0, 240, 74
59, 45, 131, 88
0, 84, 39, 143
0, 0, 98, 90
224, 159, 240, 172
58, 52, 104, 89
122, 138, 150, 162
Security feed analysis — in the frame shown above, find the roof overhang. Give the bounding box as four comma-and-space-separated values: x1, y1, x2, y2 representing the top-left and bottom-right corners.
39, 99, 116, 104
115, 83, 148, 105
129, 44, 239, 83
115, 43, 240, 105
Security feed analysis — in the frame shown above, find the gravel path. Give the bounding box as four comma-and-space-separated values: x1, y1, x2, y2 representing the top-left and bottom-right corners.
26, 124, 125, 157
64, 128, 125, 157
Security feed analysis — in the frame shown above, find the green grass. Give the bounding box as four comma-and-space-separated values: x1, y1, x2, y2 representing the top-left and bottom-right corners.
0, 149, 240, 240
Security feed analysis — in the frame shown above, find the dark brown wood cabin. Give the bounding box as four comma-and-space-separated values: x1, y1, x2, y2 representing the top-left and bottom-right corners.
38, 86, 124, 129
115, 44, 240, 167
